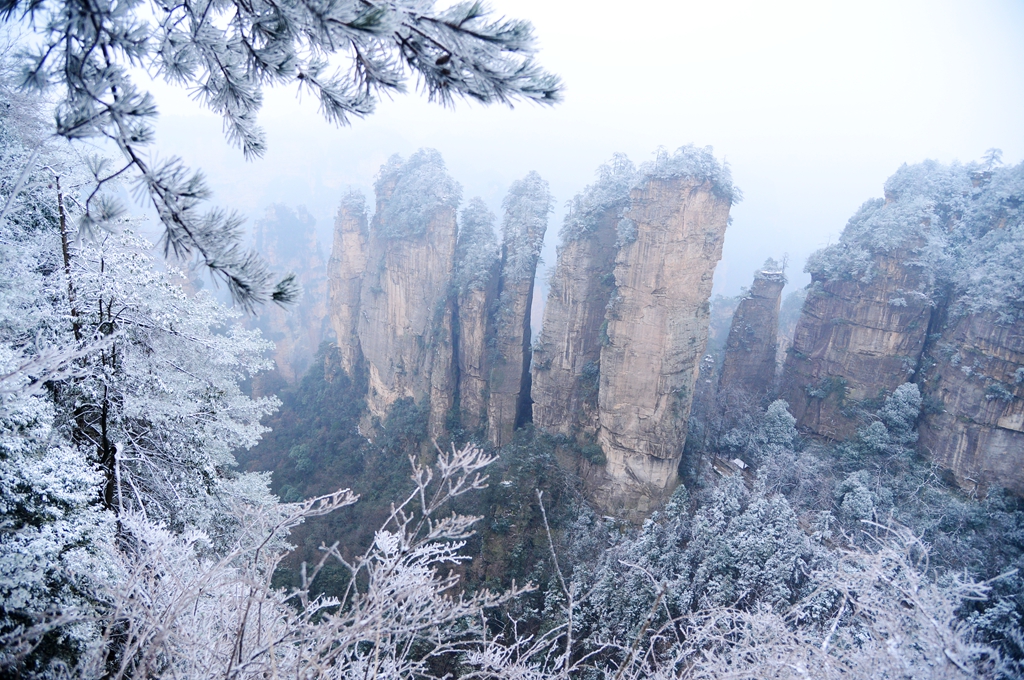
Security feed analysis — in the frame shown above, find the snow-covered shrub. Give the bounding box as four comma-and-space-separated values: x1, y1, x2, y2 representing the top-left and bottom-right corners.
500, 171, 552, 286
374, 149, 462, 239
637, 144, 741, 205
560, 153, 637, 242
455, 197, 499, 293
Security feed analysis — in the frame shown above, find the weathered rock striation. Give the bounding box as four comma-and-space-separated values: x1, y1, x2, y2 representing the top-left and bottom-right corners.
597, 159, 734, 516
328, 192, 369, 377
327, 150, 551, 445
718, 262, 786, 403
919, 310, 1024, 495
533, 155, 634, 439
250, 204, 329, 389
356, 150, 461, 426
486, 172, 552, 447
780, 246, 933, 440
781, 159, 1024, 496
453, 199, 500, 435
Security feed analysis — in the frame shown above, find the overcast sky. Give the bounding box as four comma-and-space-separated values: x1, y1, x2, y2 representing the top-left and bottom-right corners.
145, 0, 1024, 309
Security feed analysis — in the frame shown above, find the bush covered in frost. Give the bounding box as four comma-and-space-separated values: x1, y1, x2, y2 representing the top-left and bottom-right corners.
373, 148, 462, 239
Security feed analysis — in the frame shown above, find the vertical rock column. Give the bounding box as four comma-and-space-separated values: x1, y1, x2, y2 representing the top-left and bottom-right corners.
328, 191, 369, 377
717, 263, 786, 403
597, 166, 733, 516
454, 199, 500, 435
251, 204, 329, 385
487, 172, 552, 447
357, 150, 460, 428
533, 155, 635, 438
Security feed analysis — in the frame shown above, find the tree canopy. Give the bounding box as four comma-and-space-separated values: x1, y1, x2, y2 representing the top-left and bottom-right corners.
1, 0, 561, 308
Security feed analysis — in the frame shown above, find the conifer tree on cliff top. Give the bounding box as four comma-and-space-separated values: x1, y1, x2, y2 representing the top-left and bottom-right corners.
0, 0, 561, 309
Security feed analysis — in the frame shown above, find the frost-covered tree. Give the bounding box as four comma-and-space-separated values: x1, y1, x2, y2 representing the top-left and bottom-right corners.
499, 171, 551, 286
374, 148, 462, 239
455, 197, 498, 293
62, 229, 280, 532
2, 0, 561, 307
560, 152, 637, 242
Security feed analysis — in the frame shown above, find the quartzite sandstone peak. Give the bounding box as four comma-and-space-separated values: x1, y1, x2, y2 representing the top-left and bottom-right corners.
780, 159, 1024, 496
486, 172, 552, 447
717, 262, 786, 403
328, 192, 369, 377
454, 198, 500, 434
597, 151, 735, 517
533, 155, 636, 439
356, 149, 461, 425
250, 204, 329, 389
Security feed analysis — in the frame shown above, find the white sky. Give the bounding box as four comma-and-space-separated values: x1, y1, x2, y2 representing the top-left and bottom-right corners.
145, 0, 1024, 306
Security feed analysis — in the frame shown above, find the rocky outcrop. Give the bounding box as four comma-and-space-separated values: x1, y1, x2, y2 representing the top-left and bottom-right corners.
779, 159, 1024, 497
780, 249, 932, 440
919, 311, 1024, 495
328, 192, 369, 377
717, 263, 786, 402
532, 156, 634, 439
250, 204, 329, 389
486, 172, 552, 447
596, 164, 733, 516
531, 210, 619, 438
454, 199, 500, 435
356, 150, 461, 424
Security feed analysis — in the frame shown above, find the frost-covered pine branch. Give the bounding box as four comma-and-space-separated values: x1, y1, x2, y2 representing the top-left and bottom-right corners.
2, 0, 561, 308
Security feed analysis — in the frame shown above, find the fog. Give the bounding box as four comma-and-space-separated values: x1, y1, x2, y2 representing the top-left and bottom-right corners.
143, 0, 1024, 304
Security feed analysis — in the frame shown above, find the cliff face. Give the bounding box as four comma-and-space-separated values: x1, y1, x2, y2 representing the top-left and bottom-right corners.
486, 172, 552, 447
328, 193, 369, 377
780, 248, 933, 440
531, 208, 619, 438
454, 199, 500, 435
250, 204, 329, 389
597, 170, 733, 516
356, 150, 461, 423
532, 156, 635, 440
780, 160, 1024, 497
919, 311, 1024, 495
717, 265, 786, 402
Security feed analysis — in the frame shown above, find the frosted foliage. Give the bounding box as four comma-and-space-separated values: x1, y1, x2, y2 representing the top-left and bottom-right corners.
560, 153, 637, 242
374, 148, 462, 238
958, 162, 1024, 322
879, 382, 922, 445
67, 230, 280, 532
455, 197, 498, 292
6, 0, 559, 306
752, 400, 799, 458
340, 188, 367, 217
500, 171, 552, 285
638, 144, 740, 204
0, 369, 114, 673
805, 157, 1024, 321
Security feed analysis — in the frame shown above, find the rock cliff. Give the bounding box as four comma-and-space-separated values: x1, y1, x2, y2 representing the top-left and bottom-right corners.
919, 310, 1024, 495
533, 155, 634, 439
250, 204, 329, 389
780, 246, 933, 440
356, 150, 461, 424
328, 192, 369, 377
453, 199, 500, 435
486, 172, 552, 447
597, 152, 734, 516
717, 262, 786, 403
781, 159, 1024, 496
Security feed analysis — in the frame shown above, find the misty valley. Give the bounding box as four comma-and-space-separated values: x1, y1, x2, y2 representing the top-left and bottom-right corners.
2, 2, 1023, 676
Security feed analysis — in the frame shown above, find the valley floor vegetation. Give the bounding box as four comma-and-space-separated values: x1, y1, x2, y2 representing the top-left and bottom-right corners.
1, 56, 1023, 680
